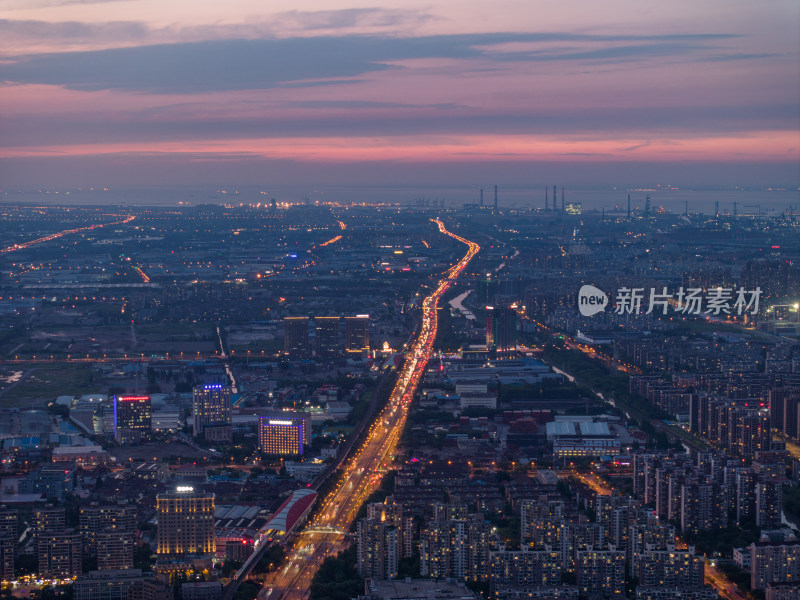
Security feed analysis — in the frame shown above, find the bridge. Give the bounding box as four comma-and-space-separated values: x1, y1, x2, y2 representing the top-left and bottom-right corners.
299, 525, 348, 536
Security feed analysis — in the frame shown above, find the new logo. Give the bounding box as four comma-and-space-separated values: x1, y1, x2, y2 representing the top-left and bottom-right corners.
578, 285, 608, 316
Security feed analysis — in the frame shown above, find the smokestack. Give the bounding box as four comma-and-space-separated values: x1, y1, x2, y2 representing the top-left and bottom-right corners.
545, 186, 549, 211
553, 185, 557, 211
714, 201, 719, 218
561, 187, 565, 212
627, 194, 631, 219
480, 187, 483, 207
494, 185, 498, 209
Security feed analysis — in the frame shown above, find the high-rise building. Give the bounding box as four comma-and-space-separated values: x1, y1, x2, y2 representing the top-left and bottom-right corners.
284, 317, 310, 356
628, 519, 679, 578
735, 469, 756, 523
477, 273, 498, 306
33, 505, 65, 539
192, 384, 232, 441
420, 515, 491, 581
751, 542, 800, 590
576, 549, 626, 598
770, 388, 800, 439
756, 481, 783, 529
636, 546, 704, 588
345, 315, 370, 353
79, 503, 137, 553
315, 317, 340, 357
73, 569, 168, 600
156, 489, 215, 556
96, 530, 135, 570
681, 481, 727, 533
733, 410, 772, 460
38, 531, 82, 578
114, 395, 152, 445
486, 306, 516, 352
357, 519, 399, 579
489, 549, 562, 591
258, 412, 309, 455
0, 506, 16, 581
367, 498, 413, 559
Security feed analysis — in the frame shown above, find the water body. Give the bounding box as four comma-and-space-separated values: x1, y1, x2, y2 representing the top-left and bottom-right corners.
3, 185, 798, 217
449, 290, 476, 321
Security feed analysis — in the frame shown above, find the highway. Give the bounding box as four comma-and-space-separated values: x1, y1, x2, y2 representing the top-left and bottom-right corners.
0, 215, 135, 254
261, 218, 480, 600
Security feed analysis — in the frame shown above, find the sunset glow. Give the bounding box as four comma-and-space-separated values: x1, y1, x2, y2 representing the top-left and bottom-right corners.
1, 0, 798, 188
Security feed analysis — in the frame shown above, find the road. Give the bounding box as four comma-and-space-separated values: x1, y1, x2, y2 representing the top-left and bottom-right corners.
705, 563, 748, 600
0, 215, 135, 254
261, 219, 479, 600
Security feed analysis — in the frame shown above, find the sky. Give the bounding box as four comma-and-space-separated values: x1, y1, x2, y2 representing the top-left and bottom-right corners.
0, 0, 799, 192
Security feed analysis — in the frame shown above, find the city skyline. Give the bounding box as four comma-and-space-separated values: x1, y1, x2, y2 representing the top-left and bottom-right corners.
1, 0, 799, 189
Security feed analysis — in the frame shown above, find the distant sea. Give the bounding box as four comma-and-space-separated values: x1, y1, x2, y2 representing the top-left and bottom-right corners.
2, 185, 799, 217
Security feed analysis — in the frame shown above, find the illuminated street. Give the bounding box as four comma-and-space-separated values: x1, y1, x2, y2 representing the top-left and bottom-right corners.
0, 215, 135, 254
705, 563, 748, 600
261, 219, 479, 600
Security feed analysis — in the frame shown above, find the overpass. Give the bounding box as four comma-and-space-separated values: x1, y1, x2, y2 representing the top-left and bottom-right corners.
222, 489, 317, 600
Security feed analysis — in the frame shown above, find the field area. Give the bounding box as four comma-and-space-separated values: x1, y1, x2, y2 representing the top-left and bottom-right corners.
0, 363, 94, 407
0, 319, 220, 360
111, 440, 211, 463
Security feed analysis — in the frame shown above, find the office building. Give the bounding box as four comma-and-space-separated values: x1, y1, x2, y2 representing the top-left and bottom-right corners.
192, 384, 232, 441
258, 412, 309, 455
486, 306, 516, 352
315, 317, 341, 357
38, 531, 82, 578
284, 317, 310, 356
114, 395, 152, 445
546, 416, 621, 459
156, 489, 215, 556
19, 464, 75, 500
345, 315, 370, 353
182, 582, 223, 600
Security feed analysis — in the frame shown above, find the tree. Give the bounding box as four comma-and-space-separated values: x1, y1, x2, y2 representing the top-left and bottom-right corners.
134, 543, 153, 572
309, 544, 363, 600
